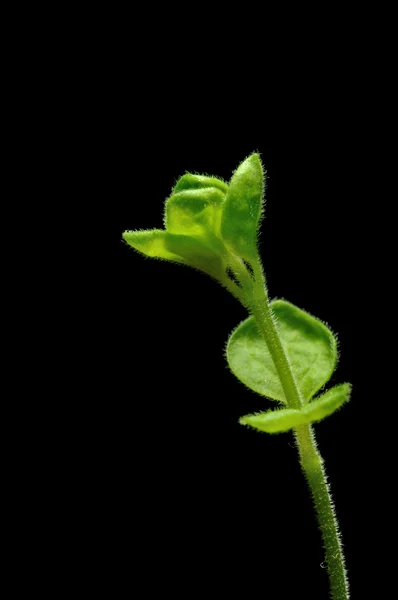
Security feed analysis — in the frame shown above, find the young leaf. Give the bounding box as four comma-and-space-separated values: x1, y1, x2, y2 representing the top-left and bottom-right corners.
123, 154, 352, 595
240, 408, 305, 433
173, 173, 228, 195
221, 153, 264, 260
226, 300, 337, 403
123, 229, 224, 279
239, 384, 351, 434
165, 233, 225, 279
303, 383, 351, 422
123, 229, 189, 264
165, 187, 225, 243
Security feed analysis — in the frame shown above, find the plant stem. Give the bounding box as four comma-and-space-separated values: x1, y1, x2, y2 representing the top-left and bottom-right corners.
296, 424, 349, 599
250, 260, 303, 410
249, 258, 349, 600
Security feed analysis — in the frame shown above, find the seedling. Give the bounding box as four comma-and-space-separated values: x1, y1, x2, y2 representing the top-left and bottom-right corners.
123, 154, 351, 599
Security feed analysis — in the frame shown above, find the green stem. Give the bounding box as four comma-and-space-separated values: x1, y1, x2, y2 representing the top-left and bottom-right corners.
296, 424, 349, 599
248, 257, 349, 600
250, 260, 303, 409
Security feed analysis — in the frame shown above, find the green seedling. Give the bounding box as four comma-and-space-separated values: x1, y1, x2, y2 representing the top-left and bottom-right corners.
123, 154, 351, 599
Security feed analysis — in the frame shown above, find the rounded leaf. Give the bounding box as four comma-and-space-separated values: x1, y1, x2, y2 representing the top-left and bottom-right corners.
164, 232, 225, 279
226, 300, 337, 403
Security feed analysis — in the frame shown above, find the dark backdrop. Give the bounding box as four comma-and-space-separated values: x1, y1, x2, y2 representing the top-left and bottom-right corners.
20, 6, 389, 596
85, 122, 364, 598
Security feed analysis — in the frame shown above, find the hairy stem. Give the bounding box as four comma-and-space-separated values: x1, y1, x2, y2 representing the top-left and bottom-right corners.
250, 259, 303, 408
248, 257, 349, 600
296, 424, 349, 599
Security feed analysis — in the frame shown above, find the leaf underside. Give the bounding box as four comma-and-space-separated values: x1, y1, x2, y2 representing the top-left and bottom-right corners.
173, 174, 228, 195
240, 383, 351, 433
123, 229, 226, 279
123, 154, 265, 279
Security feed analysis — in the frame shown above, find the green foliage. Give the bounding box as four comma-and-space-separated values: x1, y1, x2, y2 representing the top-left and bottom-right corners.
220, 153, 265, 260
165, 188, 226, 256
240, 407, 306, 433
227, 299, 344, 433
123, 155, 350, 433
227, 300, 337, 403
123, 153, 351, 599
123, 154, 262, 285
122, 229, 225, 279
122, 229, 188, 263
173, 173, 228, 194
240, 384, 351, 434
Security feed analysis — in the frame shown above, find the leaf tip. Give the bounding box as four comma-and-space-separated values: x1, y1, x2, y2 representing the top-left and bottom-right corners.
122, 229, 135, 244
247, 152, 262, 166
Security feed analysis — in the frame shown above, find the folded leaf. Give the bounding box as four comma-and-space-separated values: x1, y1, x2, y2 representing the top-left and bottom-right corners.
239, 383, 351, 434
173, 173, 228, 194
240, 408, 305, 433
221, 154, 264, 260
165, 187, 225, 243
123, 229, 189, 264
123, 229, 224, 279
303, 383, 351, 422
226, 300, 337, 403
165, 233, 225, 279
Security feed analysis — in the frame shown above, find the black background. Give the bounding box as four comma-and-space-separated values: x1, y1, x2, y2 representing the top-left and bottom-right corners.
59, 25, 380, 597
15, 7, 393, 596
88, 132, 364, 598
